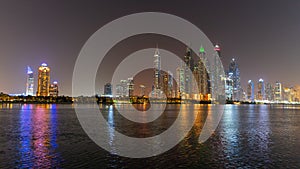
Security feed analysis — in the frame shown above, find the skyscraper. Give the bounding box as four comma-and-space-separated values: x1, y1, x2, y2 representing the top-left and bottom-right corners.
225, 77, 233, 101
257, 78, 265, 100
214, 44, 221, 57
265, 83, 274, 101
26, 66, 34, 96
198, 46, 209, 98
104, 83, 112, 96
115, 80, 128, 97
192, 63, 200, 95
127, 78, 134, 97
161, 71, 174, 98
167, 71, 174, 98
228, 58, 241, 101
274, 81, 282, 101
176, 62, 185, 98
211, 44, 226, 102
115, 84, 122, 97
49, 81, 59, 97
183, 46, 193, 96
152, 47, 162, 98
247, 80, 255, 102
162, 72, 169, 97
36, 63, 50, 96
184, 46, 194, 71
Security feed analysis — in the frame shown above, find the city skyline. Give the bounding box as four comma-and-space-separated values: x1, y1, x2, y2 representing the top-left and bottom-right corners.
1, 45, 299, 101
1, 1, 300, 95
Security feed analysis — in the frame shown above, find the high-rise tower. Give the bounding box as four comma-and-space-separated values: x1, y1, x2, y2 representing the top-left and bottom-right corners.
247, 80, 255, 102
36, 63, 50, 96
184, 46, 194, 70
183, 46, 194, 96
49, 81, 59, 97
274, 81, 282, 101
176, 62, 185, 98
26, 66, 34, 96
228, 58, 241, 101
265, 83, 274, 101
257, 78, 265, 100
199, 46, 209, 97
214, 44, 221, 57
127, 78, 134, 97
212, 44, 225, 102
104, 83, 112, 96
153, 47, 161, 98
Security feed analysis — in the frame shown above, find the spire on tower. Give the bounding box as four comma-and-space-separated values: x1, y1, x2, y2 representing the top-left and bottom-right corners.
27, 66, 33, 74
155, 44, 160, 56
199, 45, 205, 53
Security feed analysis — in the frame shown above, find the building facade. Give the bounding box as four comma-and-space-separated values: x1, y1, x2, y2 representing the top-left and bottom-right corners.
274, 82, 282, 101
152, 47, 162, 98
127, 78, 134, 97
36, 63, 50, 96
104, 83, 112, 96
247, 80, 255, 102
49, 81, 59, 97
26, 66, 34, 96
227, 58, 241, 101
257, 78, 265, 100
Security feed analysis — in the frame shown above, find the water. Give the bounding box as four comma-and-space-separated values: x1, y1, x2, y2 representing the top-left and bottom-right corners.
0, 104, 299, 168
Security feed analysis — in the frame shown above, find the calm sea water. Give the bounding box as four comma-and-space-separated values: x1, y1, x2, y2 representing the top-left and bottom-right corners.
0, 104, 299, 168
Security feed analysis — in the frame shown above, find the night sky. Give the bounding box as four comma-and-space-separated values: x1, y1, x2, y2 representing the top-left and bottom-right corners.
1, 0, 300, 95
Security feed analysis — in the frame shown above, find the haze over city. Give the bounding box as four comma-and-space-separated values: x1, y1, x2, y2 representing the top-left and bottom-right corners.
1, 0, 300, 96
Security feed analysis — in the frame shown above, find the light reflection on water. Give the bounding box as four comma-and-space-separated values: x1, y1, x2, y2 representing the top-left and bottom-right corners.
218, 105, 273, 167
17, 104, 61, 168
0, 104, 299, 168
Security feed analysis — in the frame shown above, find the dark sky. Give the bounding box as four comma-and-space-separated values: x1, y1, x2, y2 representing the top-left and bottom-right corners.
1, 0, 300, 95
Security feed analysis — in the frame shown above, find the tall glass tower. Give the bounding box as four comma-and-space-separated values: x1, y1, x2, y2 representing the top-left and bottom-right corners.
228, 58, 241, 101
26, 66, 34, 96
257, 78, 265, 100
152, 47, 162, 98
199, 46, 209, 97
49, 81, 59, 97
247, 80, 255, 102
183, 47, 193, 96
36, 63, 50, 96
274, 81, 282, 101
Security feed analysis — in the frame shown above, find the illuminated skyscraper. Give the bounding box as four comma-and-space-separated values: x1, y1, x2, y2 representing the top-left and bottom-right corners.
225, 77, 233, 101
36, 63, 50, 96
176, 62, 185, 98
214, 44, 221, 57
198, 46, 209, 97
161, 71, 174, 98
127, 78, 134, 97
104, 83, 112, 96
116, 80, 128, 97
183, 46, 193, 96
49, 81, 59, 97
162, 72, 168, 97
26, 66, 34, 96
152, 47, 162, 98
257, 78, 265, 100
212, 44, 226, 102
228, 58, 241, 101
184, 46, 194, 71
274, 81, 282, 101
192, 63, 200, 95
247, 80, 255, 102
265, 83, 274, 101
167, 71, 174, 98
115, 84, 122, 97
